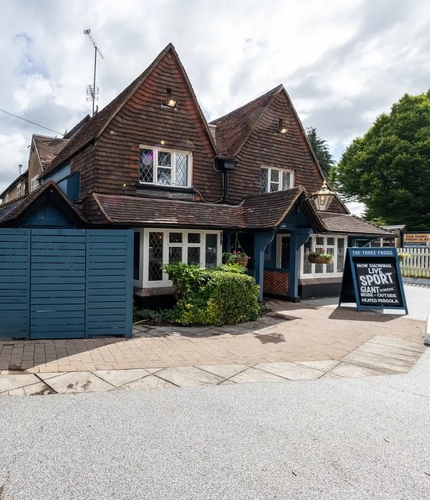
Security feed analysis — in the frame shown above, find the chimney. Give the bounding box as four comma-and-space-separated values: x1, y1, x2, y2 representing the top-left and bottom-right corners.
18, 164, 22, 175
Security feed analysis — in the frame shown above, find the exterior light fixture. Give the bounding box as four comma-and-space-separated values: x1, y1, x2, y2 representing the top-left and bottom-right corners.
162, 88, 177, 108
311, 181, 336, 211
279, 119, 288, 134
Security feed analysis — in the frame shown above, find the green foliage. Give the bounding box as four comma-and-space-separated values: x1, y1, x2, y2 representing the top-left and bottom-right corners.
163, 263, 260, 326
133, 305, 175, 324
306, 126, 335, 176
330, 91, 430, 230
214, 263, 247, 273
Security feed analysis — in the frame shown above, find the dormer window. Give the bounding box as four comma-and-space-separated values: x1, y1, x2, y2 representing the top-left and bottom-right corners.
139, 146, 192, 188
260, 167, 294, 193
16, 183, 22, 197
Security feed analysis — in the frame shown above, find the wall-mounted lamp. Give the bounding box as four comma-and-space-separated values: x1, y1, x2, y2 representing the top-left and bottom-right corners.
279, 119, 288, 134
311, 181, 336, 211
162, 88, 177, 108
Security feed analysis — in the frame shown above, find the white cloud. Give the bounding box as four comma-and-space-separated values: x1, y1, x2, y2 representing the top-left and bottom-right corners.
0, 0, 429, 196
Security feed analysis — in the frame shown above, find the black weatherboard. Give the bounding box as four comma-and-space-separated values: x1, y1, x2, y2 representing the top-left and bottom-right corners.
339, 248, 408, 314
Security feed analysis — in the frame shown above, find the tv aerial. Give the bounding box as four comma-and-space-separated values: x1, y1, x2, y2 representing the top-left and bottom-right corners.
83, 29, 105, 116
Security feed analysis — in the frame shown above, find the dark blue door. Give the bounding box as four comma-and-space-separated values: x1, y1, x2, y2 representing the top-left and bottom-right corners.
30, 229, 86, 339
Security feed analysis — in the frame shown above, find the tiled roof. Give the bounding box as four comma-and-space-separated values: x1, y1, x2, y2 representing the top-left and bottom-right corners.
319, 212, 394, 236
0, 198, 25, 223
45, 43, 217, 176
209, 85, 283, 157
242, 187, 327, 233
92, 188, 327, 232
92, 193, 246, 229
0, 181, 86, 226
63, 114, 91, 139
33, 135, 68, 170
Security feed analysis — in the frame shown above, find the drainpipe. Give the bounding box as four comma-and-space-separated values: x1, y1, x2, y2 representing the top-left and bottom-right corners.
220, 159, 236, 204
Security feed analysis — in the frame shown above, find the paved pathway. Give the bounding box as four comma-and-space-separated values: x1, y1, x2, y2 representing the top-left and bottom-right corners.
0, 335, 425, 396
0, 301, 424, 375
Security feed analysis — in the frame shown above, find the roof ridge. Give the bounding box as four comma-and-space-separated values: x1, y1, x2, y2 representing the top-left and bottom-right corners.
209, 84, 283, 125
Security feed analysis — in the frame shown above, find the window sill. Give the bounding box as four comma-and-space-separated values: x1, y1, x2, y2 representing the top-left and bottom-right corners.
136, 182, 194, 194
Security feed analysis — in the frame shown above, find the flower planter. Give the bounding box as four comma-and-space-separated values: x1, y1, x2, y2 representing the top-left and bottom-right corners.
230, 257, 249, 267
308, 255, 333, 264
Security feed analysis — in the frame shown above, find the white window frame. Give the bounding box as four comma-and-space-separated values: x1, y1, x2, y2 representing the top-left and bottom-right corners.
31, 175, 39, 192
4, 193, 9, 202
16, 183, 22, 198
138, 146, 193, 188
260, 167, 294, 193
300, 234, 347, 279
135, 228, 223, 288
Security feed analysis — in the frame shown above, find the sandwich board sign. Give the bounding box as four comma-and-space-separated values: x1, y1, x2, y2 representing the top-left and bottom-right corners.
339, 247, 408, 314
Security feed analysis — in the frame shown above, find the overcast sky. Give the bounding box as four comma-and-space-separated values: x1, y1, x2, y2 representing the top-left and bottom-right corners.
1, 0, 429, 214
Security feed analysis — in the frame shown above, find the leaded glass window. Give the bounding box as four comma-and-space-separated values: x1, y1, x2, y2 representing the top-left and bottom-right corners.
188, 247, 200, 265
148, 232, 163, 281
205, 234, 218, 268
175, 153, 188, 187
260, 168, 268, 193
139, 149, 154, 183
139, 147, 191, 187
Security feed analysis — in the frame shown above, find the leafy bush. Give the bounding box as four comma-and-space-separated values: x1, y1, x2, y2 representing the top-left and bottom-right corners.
133, 306, 172, 324
163, 263, 260, 326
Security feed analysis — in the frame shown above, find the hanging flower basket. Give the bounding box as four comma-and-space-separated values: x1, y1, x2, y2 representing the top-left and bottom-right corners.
308, 255, 332, 264
223, 251, 250, 267
307, 248, 334, 265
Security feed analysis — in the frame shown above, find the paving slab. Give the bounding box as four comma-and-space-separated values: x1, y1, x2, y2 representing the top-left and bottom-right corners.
121, 375, 176, 391
8, 387, 26, 396
37, 372, 66, 381
44, 372, 114, 394
330, 362, 387, 378
198, 364, 248, 379
95, 369, 149, 388
24, 382, 56, 396
342, 351, 414, 374
155, 366, 224, 387
0, 374, 39, 393
229, 367, 288, 384
356, 343, 422, 364
255, 362, 325, 380
295, 360, 341, 372
368, 336, 425, 353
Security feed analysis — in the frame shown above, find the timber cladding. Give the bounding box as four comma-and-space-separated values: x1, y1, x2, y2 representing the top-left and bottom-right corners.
86, 50, 223, 202
227, 92, 332, 205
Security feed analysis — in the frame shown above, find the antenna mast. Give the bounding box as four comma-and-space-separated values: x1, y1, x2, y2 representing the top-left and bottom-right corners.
83, 29, 105, 116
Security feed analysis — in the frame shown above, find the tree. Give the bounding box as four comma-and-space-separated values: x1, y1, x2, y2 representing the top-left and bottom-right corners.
330, 91, 430, 230
306, 126, 335, 176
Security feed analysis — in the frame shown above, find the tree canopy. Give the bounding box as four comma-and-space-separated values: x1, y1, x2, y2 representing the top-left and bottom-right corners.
306, 126, 335, 176
330, 91, 430, 229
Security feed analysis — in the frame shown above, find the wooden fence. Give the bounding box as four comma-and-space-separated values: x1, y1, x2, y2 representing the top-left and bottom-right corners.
0, 228, 133, 339
398, 247, 430, 278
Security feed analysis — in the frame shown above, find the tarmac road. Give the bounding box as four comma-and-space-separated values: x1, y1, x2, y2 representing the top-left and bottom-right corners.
1, 346, 430, 500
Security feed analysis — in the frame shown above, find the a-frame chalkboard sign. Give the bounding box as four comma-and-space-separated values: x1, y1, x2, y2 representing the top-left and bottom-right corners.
339, 248, 408, 314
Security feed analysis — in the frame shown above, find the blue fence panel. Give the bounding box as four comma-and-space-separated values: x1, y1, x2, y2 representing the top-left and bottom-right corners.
0, 229, 30, 338
0, 228, 133, 339
30, 229, 86, 339
86, 230, 133, 338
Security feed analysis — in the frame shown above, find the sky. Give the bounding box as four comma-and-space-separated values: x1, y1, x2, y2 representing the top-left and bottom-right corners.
1, 0, 429, 214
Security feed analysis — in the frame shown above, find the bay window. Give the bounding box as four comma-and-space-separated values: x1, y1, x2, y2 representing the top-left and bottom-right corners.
301, 235, 346, 278
139, 147, 192, 188
260, 167, 294, 193
134, 229, 222, 287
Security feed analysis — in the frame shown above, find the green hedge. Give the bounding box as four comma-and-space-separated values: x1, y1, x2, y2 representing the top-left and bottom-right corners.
163, 263, 260, 326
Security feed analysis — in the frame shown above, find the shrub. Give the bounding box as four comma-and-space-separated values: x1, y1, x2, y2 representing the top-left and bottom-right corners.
163, 263, 260, 326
